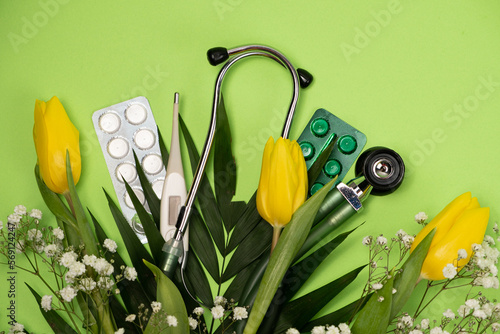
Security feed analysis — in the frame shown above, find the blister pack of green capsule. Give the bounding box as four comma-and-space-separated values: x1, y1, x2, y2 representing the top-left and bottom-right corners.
297, 108, 367, 195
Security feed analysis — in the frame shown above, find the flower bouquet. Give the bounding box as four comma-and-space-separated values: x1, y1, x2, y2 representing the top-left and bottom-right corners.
0, 93, 499, 334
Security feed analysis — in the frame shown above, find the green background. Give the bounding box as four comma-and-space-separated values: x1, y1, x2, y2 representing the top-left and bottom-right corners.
1, 0, 499, 332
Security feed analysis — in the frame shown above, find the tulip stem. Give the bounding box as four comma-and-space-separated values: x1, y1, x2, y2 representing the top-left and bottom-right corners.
271, 227, 282, 254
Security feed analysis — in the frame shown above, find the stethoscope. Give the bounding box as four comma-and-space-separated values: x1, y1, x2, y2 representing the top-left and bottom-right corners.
160, 44, 313, 280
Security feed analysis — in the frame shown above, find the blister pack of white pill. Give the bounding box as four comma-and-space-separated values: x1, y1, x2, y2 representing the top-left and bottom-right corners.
92, 96, 165, 244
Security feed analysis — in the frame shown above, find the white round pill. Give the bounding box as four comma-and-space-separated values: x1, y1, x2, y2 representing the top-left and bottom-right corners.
134, 128, 155, 150
142, 154, 163, 175
151, 179, 164, 199
116, 163, 137, 183
124, 188, 145, 209
125, 104, 147, 125
99, 112, 121, 133
107, 137, 129, 159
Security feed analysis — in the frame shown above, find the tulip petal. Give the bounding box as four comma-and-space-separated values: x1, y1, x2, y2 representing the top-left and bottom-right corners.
256, 137, 308, 229
33, 96, 81, 194
411, 192, 472, 253
420, 207, 489, 280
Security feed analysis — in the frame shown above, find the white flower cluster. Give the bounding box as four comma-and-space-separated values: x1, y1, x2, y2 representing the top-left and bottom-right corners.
470, 239, 500, 289
8, 322, 25, 334
189, 297, 248, 331
295, 322, 350, 334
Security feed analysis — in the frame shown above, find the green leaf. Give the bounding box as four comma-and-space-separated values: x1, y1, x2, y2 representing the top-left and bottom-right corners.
284, 226, 361, 301
274, 265, 366, 333
157, 127, 170, 167
179, 114, 226, 254
90, 210, 153, 310
224, 259, 260, 302
182, 251, 214, 307
123, 180, 165, 264
390, 229, 436, 319
214, 94, 237, 232
143, 261, 190, 334
307, 136, 337, 188
65, 151, 99, 256
133, 151, 162, 227
226, 192, 263, 253
302, 295, 371, 331
222, 221, 272, 282
25, 283, 78, 334
104, 189, 156, 298
243, 179, 336, 334
350, 272, 395, 334
189, 208, 220, 281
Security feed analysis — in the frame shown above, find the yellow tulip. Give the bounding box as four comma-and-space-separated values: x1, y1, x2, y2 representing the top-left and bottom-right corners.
411, 192, 490, 281
256, 136, 308, 252
33, 96, 81, 194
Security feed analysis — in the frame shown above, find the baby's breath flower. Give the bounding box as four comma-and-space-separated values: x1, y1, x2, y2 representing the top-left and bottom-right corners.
211, 305, 225, 319
9, 322, 24, 333
286, 329, 300, 334
442, 263, 457, 279
151, 301, 162, 313
193, 307, 204, 316
29, 209, 42, 219
401, 315, 413, 327
443, 309, 455, 319
311, 326, 326, 334
68, 261, 86, 277
338, 323, 350, 334
491, 323, 500, 332
457, 305, 471, 317
60, 286, 77, 302
52, 227, 64, 240
124, 266, 137, 281
41, 295, 52, 312
103, 238, 118, 253
392, 288, 397, 294
59, 251, 78, 268
465, 299, 480, 310
82, 254, 97, 266
376, 236, 387, 245
233, 306, 248, 320
420, 318, 430, 329
429, 327, 444, 334
27, 228, 43, 241
326, 325, 340, 334
14, 205, 27, 215
409, 331, 423, 334
94, 258, 114, 276
378, 296, 385, 302
473, 309, 487, 319
214, 296, 227, 306
114, 329, 124, 334
125, 314, 136, 322
188, 316, 198, 330
402, 235, 414, 248
44, 244, 58, 257
362, 236, 372, 246
79, 278, 96, 292
371, 283, 383, 291
0, 220, 3, 230
326, 326, 340, 334
457, 249, 468, 260
414, 211, 428, 223
7, 213, 21, 225
167, 315, 178, 327
97, 277, 114, 290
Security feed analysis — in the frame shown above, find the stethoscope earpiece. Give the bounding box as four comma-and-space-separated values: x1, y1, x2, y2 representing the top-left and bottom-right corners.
207, 47, 229, 66
297, 68, 313, 88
